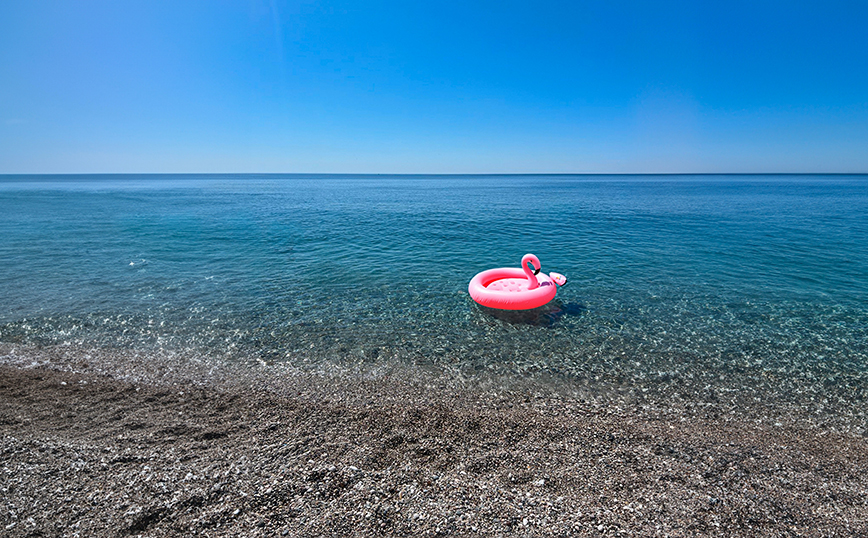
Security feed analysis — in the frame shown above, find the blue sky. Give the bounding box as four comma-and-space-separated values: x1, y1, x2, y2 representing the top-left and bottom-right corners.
1, 1, 866, 173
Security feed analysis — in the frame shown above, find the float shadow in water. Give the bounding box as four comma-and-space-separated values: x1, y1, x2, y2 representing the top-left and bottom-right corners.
476, 300, 586, 326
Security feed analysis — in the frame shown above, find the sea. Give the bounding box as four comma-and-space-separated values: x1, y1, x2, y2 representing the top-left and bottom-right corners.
1, 174, 866, 428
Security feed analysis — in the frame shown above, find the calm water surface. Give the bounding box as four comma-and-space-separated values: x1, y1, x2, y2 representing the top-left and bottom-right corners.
1, 175, 866, 422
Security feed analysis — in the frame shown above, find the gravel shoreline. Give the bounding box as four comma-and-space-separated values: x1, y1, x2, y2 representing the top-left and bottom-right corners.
2, 345, 868, 537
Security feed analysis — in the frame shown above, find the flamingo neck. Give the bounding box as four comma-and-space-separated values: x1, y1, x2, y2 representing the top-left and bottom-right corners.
521, 254, 540, 290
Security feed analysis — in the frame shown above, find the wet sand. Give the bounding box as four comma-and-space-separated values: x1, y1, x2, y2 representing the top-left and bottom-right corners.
2, 344, 867, 537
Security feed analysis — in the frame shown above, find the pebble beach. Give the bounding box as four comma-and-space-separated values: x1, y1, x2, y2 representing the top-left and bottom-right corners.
3, 343, 867, 537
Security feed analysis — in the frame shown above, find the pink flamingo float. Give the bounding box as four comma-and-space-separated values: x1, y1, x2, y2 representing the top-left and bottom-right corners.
468, 254, 567, 310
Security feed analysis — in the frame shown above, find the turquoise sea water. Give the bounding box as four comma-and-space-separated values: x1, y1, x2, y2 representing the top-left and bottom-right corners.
1, 175, 867, 421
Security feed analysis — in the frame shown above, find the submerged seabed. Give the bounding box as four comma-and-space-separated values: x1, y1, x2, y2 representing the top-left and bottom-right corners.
1, 174, 867, 431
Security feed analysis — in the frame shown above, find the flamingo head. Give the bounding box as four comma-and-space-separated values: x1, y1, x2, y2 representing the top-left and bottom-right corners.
549, 272, 567, 286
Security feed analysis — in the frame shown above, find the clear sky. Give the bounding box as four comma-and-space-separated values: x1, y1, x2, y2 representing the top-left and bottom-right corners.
1, 1, 866, 174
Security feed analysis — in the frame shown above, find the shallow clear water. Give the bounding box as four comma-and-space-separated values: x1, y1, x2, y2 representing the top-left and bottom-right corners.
1, 175, 867, 418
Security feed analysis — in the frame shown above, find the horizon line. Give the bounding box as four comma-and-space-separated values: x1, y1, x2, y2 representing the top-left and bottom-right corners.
2, 172, 867, 178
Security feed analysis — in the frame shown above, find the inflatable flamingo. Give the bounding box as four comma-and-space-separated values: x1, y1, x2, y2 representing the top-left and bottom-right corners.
468, 254, 567, 310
